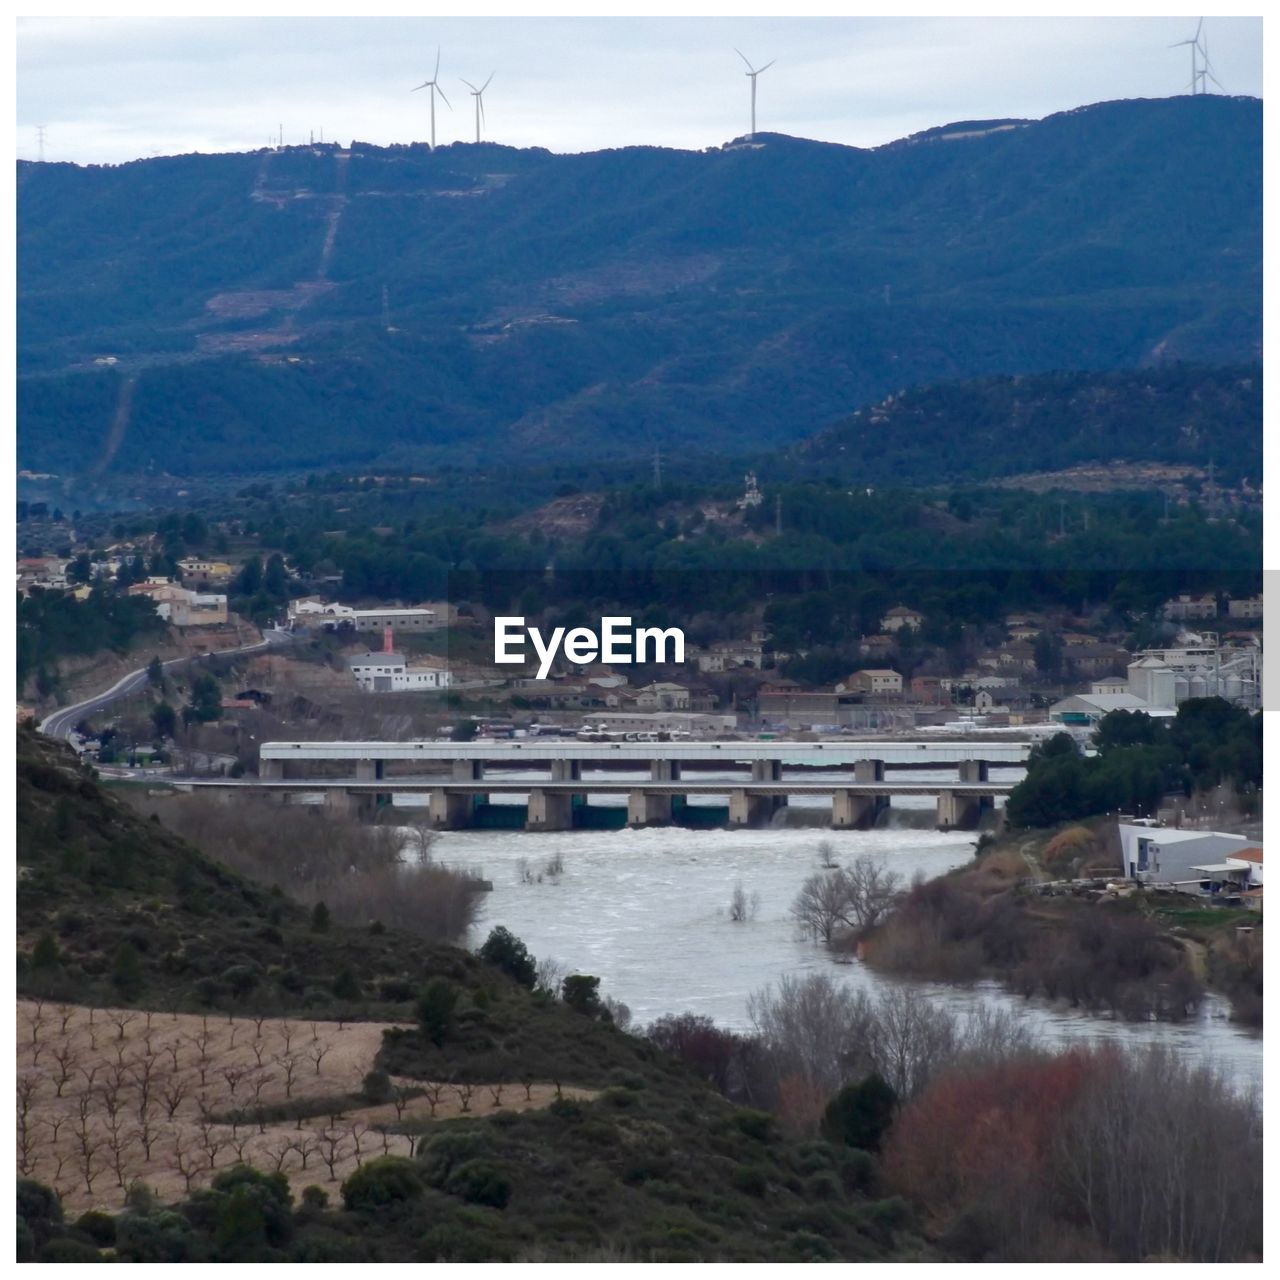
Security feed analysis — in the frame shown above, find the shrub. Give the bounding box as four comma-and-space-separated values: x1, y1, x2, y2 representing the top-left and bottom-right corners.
734, 1109, 775, 1142
731, 1165, 769, 1196
821, 1073, 898, 1152
75, 1210, 118, 1245
31, 932, 60, 969
39, 1238, 103, 1263
419, 1130, 493, 1183
478, 926, 537, 988
417, 978, 460, 1046
341, 1157, 425, 1211
561, 974, 604, 1017
444, 1160, 511, 1208
361, 1068, 393, 1104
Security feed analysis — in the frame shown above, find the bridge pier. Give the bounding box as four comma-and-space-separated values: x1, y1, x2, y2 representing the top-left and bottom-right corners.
628, 789, 673, 826
936, 790, 993, 831
326, 788, 374, 819
958, 760, 989, 783
355, 759, 386, 782
428, 788, 475, 829
452, 759, 485, 782
831, 790, 880, 829
728, 788, 772, 827
552, 759, 583, 782
650, 760, 682, 782
527, 787, 573, 831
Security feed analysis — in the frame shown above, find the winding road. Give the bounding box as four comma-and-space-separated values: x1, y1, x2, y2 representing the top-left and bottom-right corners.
38, 627, 297, 742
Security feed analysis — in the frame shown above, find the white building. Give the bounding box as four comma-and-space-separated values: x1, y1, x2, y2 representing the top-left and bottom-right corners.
1227, 595, 1264, 620
1117, 822, 1253, 886
349, 651, 451, 692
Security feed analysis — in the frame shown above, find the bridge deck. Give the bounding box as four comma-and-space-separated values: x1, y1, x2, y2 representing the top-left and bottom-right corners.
183, 778, 1013, 796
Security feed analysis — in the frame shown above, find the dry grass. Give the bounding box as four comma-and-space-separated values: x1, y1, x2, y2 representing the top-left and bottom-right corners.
16, 999, 589, 1214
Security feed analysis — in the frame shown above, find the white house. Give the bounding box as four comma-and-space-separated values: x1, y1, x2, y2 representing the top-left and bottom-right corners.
349, 651, 451, 692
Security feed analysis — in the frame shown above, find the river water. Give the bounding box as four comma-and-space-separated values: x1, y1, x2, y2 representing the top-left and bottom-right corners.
389, 767, 1263, 1090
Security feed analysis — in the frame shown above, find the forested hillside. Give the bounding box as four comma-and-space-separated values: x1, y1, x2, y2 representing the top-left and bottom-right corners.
17, 95, 1261, 479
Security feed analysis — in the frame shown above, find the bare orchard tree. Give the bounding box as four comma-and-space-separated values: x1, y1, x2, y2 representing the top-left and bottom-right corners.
728, 882, 761, 923
16, 1076, 40, 1176
791, 856, 902, 945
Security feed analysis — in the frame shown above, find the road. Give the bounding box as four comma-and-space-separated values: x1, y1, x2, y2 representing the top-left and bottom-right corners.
38, 627, 296, 742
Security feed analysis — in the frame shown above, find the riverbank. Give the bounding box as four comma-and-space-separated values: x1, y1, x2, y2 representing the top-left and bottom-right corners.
860, 821, 1262, 1025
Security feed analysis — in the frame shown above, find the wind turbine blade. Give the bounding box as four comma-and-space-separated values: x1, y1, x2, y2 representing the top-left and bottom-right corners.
411, 82, 429, 92
480, 97, 486, 125
461, 78, 478, 92
1207, 70, 1225, 90
758, 59, 776, 73
481, 71, 495, 92
734, 47, 755, 72
1194, 16, 1203, 42
437, 84, 452, 110
434, 46, 441, 79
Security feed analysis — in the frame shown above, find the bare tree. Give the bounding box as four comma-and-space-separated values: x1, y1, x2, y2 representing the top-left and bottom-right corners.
454, 1082, 475, 1113
131, 1054, 162, 1122
391, 1082, 414, 1121
308, 1040, 331, 1077
16, 1076, 40, 1176
728, 882, 761, 922
55, 1004, 77, 1035
276, 1052, 300, 1099
422, 1080, 447, 1117
221, 1064, 250, 1102
317, 1129, 346, 1181
51, 1043, 79, 1098
488, 1082, 505, 1108
197, 1119, 224, 1171
110, 1010, 139, 1042
173, 1138, 203, 1193
160, 1074, 191, 1120
791, 856, 902, 945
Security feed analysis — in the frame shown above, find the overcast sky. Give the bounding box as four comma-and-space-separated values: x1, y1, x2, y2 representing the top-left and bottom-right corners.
16, 15, 1264, 165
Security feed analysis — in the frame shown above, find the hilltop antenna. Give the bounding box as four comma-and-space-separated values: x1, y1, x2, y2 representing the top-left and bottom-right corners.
734, 49, 775, 140
411, 47, 452, 150
36, 125, 45, 163
460, 73, 494, 143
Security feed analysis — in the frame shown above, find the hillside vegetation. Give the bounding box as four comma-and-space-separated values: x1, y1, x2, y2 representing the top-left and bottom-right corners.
18, 96, 1261, 477
15, 728, 920, 1261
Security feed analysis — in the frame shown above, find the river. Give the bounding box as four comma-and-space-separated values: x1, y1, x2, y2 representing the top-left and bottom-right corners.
388, 767, 1262, 1090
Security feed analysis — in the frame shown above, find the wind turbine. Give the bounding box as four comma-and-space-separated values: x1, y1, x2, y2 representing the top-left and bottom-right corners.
411, 48, 451, 150
735, 49, 775, 140
1197, 27, 1225, 94
460, 73, 494, 143
1170, 19, 1204, 95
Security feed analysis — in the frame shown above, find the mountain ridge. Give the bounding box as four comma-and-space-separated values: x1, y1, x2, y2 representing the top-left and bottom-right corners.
17, 94, 1261, 480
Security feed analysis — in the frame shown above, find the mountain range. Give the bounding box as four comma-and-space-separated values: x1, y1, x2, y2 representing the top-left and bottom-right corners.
16, 94, 1261, 483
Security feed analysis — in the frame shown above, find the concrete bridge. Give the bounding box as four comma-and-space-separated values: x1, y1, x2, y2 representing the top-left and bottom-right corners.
244, 738, 1026, 830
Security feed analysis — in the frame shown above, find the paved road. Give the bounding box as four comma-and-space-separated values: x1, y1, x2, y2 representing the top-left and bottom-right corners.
38, 627, 296, 742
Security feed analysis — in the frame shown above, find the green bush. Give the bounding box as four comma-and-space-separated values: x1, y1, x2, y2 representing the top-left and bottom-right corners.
732, 1165, 770, 1197
419, 1129, 493, 1184
39, 1237, 103, 1262
75, 1210, 117, 1245
361, 1068, 393, 1104
341, 1157, 425, 1211
417, 978, 460, 1047
478, 926, 537, 988
444, 1160, 511, 1209
822, 1073, 897, 1152
734, 1109, 775, 1142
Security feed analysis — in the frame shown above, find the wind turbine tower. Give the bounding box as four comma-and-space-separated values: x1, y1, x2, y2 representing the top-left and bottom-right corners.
735, 49, 775, 140
460, 73, 494, 143
1171, 18, 1221, 95
411, 48, 452, 150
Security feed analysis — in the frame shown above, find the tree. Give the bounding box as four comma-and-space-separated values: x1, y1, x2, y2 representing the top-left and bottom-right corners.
478, 926, 537, 988
31, 932, 60, 970
561, 974, 605, 1018
151, 701, 177, 739
112, 942, 144, 999
823, 1073, 898, 1151
416, 979, 459, 1047
183, 674, 222, 725
310, 902, 330, 933
146, 655, 165, 687
791, 857, 902, 945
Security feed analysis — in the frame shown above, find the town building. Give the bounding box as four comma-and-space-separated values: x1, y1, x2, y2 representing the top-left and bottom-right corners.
1117, 822, 1257, 890
840, 669, 904, 698
1163, 593, 1219, 621
348, 651, 451, 692
880, 605, 923, 633
177, 559, 234, 587
1227, 595, 1264, 620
